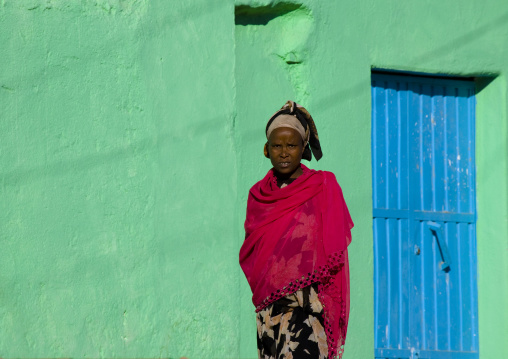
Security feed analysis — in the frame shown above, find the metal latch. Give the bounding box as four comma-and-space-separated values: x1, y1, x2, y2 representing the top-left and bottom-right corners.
426, 221, 452, 272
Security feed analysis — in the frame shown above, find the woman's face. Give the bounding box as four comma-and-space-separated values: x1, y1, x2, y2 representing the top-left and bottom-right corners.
264, 127, 305, 178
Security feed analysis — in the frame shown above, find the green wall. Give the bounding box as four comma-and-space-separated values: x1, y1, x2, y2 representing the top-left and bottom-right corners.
1, 1, 239, 357
1, 0, 507, 358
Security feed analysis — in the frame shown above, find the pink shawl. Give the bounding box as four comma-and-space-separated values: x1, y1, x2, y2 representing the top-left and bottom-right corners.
240, 165, 353, 358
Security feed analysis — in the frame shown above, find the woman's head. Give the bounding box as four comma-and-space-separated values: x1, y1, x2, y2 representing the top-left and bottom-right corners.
264, 126, 305, 178
265, 101, 323, 163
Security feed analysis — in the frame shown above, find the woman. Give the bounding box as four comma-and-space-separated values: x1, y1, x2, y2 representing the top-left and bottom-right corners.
239, 101, 354, 359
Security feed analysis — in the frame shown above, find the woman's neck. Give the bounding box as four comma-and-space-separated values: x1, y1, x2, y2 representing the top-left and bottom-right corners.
273, 164, 303, 181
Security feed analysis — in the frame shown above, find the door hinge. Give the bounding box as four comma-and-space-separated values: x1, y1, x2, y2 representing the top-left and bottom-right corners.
410, 348, 420, 359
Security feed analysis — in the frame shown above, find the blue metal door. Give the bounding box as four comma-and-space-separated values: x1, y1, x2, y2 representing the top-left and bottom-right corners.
372, 73, 479, 359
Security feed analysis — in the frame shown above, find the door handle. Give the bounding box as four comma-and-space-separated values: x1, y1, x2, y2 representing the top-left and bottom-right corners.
426, 221, 451, 272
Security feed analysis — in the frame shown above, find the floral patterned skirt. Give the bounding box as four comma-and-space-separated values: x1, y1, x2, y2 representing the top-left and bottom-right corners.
256, 284, 328, 359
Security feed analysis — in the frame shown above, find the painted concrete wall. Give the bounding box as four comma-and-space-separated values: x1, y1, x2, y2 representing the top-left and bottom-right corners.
1, 1, 239, 357
1, 0, 507, 358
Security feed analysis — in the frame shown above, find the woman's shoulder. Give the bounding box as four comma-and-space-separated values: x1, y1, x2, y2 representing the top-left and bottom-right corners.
249, 178, 264, 192
319, 170, 337, 177
248, 169, 274, 191
309, 168, 338, 182
315, 170, 343, 191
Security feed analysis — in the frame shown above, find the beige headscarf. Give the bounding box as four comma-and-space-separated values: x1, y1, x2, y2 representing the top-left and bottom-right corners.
266, 114, 310, 146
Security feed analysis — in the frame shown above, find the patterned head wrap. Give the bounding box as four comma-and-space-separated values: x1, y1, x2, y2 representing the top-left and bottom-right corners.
266, 100, 323, 161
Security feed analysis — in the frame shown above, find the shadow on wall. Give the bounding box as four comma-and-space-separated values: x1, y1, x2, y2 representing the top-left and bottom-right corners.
235, 1, 313, 66
235, 2, 302, 26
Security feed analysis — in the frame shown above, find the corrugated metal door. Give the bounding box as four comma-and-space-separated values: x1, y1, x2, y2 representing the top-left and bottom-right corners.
372, 73, 479, 359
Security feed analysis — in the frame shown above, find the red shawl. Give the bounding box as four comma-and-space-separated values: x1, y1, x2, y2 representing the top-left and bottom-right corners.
240, 165, 353, 358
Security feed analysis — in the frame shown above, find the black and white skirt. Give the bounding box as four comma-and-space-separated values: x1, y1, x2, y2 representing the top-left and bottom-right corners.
256, 284, 328, 359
